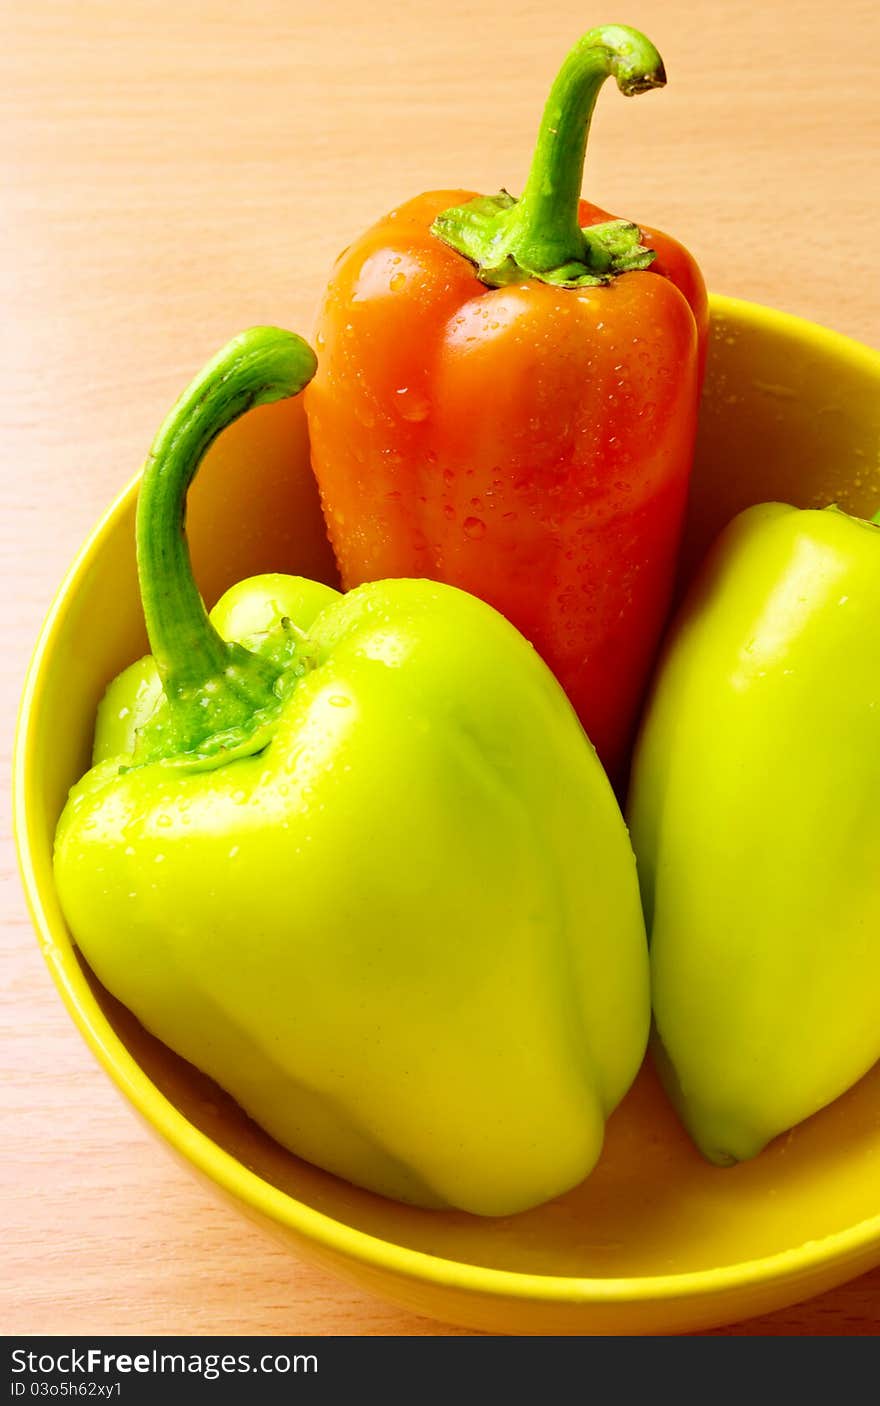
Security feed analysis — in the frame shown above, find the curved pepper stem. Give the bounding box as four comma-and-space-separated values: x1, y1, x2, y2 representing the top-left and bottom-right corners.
432, 25, 665, 288
134, 326, 317, 764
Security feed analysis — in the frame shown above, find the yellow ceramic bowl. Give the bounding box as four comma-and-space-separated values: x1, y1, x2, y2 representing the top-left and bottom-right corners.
14, 295, 880, 1335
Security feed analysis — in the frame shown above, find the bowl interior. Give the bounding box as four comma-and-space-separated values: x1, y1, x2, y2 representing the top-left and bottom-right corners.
17, 296, 880, 1309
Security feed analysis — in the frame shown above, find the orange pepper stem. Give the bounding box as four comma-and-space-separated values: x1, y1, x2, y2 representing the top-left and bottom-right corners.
432, 25, 666, 289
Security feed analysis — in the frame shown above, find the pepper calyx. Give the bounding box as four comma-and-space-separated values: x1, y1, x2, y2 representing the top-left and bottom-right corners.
130, 618, 316, 771
433, 197, 655, 288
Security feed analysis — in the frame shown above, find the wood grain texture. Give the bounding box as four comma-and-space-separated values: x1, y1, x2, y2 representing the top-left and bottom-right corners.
2, 0, 879, 1337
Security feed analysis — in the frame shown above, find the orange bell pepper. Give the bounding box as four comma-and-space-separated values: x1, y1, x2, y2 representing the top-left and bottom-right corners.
305, 25, 707, 784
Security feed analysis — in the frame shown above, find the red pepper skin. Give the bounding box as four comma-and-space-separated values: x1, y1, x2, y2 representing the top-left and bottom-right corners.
305, 189, 705, 782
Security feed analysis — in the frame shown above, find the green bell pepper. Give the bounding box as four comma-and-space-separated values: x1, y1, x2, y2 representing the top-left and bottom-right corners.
54, 327, 650, 1216
627, 501, 880, 1166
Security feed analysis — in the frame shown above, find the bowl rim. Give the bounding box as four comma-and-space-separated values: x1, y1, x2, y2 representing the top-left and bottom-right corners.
13, 292, 880, 1315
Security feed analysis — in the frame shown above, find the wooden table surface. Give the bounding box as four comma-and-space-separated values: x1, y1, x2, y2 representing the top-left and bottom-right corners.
3, 0, 879, 1337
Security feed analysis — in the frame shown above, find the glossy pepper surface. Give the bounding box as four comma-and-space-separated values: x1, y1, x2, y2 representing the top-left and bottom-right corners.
627, 502, 880, 1166
53, 327, 650, 1217
305, 25, 707, 784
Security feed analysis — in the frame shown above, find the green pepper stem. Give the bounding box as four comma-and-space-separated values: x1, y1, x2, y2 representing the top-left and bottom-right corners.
431, 26, 665, 288
135, 327, 317, 758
